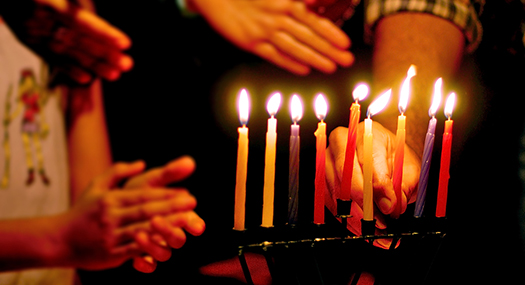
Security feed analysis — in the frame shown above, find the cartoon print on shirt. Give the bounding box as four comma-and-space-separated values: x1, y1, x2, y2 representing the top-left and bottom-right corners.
1, 68, 53, 188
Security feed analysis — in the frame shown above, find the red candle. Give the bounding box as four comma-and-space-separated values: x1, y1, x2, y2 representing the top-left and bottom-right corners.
436, 92, 456, 218
314, 94, 328, 224
341, 84, 369, 201
392, 65, 416, 218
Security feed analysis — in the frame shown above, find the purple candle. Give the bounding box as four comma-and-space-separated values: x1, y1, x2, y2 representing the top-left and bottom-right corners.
288, 94, 303, 225
414, 78, 442, 217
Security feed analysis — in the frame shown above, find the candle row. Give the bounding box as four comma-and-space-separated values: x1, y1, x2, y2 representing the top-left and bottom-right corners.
340, 66, 457, 222
233, 89, 328, 231
233, 70, 457, 231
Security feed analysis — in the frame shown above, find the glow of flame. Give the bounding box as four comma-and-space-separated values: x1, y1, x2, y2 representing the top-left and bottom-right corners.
444, 92, 456, 119
314, 93, 328, 121
290, 94, 303, 123
352, 83, 369, 102
238, 88, 249, 125
267, 92, 281, 117
367, 89, 392, 118
399, 65, 416, 114
429, 78, 442, 117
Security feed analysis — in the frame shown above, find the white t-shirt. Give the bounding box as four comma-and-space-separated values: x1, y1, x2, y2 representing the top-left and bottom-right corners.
0, 21, 74, 285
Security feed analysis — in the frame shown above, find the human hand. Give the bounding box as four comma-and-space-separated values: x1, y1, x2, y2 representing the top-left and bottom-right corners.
56, 161, 199, 270
325, 124, 420, 245
124, 156, 205, 273
0, 0, 133, 84
187, 0, 354, 75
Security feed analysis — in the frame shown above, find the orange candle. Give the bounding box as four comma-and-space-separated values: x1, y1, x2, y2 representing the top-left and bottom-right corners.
314, 94, 328, 224
363, 90, 392, 221
436, 92, 456, 218
341, 84, 369, 201
392, 65, 416, 218
234, 89, 250, 231
261, 92, 281, 227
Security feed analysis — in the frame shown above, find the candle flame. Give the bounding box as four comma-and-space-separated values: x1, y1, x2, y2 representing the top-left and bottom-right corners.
314, 93, 328, 121
444, 92, 456, 119
290, 94, 303, 123
367, 89, 392, 118
267, 92, 282, 117
238, 88, 249, 125
429, 78, 442, 117
399, 65, 416, 114
352, 83, 369, 102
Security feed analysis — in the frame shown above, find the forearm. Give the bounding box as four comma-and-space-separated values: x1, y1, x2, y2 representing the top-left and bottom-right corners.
67, 80, 112, 202
372, 12, 465, 157
0, 215, 66, 271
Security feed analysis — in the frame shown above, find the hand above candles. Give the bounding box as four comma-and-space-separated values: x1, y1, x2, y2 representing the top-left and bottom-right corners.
185, 0, 354, 75
325, 123, 420, 246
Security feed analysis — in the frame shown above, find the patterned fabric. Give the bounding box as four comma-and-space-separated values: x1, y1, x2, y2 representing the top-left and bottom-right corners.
365, 0, 484, 52
0, 21, 74, 285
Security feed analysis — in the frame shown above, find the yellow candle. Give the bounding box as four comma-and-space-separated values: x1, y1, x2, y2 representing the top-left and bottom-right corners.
363, 117, 374, 221
314, 94, 328, 224
234, 89, 249, 231
261, 92, 281, 227
362, 89, 392, 221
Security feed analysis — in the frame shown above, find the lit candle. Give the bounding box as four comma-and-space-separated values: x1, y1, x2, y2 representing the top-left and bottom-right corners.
392, 65, 416, 218
340, 84, 369, 201
363, 90, 392, 221
261, 92, 281, 228
234, 89, 250, 231
288, 94, 303, 225
414, 78, 442, 218
314, 94, 328, 225
436, 92, 456, 218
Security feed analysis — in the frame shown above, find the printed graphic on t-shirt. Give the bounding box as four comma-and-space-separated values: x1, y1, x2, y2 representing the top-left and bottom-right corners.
1, 68, 57, 188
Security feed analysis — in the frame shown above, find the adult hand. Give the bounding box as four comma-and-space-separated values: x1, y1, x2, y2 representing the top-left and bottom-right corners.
56, 161, 199, 270
187, 0, 354, 75
0, 0, 133, 84
325, 125, 420, 246
124, 156, 205, 273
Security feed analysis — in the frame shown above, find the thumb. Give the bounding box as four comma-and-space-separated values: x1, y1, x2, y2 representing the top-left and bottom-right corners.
125, 156, 196, 188
371, 124, 396, 215
92, 161, 145, 189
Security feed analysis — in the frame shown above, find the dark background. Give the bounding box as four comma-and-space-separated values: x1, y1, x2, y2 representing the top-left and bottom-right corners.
78, 1, 525, 284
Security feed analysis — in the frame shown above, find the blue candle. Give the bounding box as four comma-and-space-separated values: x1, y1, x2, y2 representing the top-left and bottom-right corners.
414, 78, 442, 218
288, 94, 302, 225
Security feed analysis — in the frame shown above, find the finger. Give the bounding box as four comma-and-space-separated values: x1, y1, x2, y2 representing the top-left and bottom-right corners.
279, 15, 354, 67
117, 195, 198, 225
91, 161, 146, 189
325, 144, 341, 199
135, 231, 172, 262
133, 256, 157, 273
369, 127, 396, 216
152, 216, 188, 249
252, 42, 311, 75
290, 2, 351, 49
125, 156, 196, 189
58, 47, 122, 81
51, 63, 93, 85
328, 127, 351, 182
163, 211, 206, 237
112, 188, 194, 207
55, 3, 132, 49
270, 31, 337, 73
72, 32, 133, 68
116, 211, 204, 247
